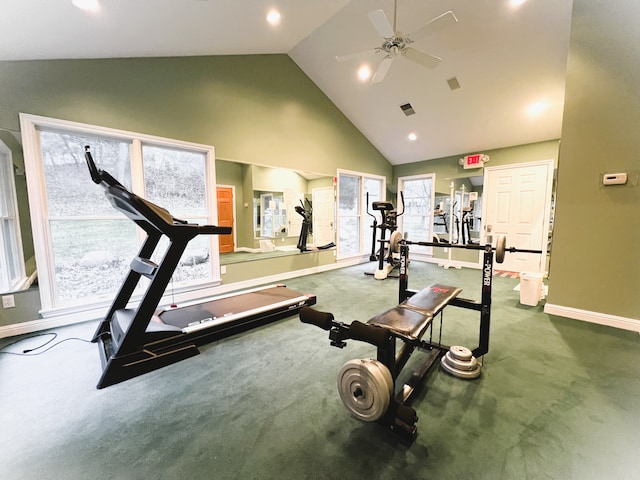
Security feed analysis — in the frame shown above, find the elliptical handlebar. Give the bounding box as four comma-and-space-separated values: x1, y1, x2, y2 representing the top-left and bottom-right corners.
396, 191, 405, 218
365, 192, 377, 220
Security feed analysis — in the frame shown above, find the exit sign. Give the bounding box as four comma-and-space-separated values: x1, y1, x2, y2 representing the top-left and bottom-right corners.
462, 154, 488, 169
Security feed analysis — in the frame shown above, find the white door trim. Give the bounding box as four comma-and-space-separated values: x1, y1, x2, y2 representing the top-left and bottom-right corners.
482, 159, 554, 273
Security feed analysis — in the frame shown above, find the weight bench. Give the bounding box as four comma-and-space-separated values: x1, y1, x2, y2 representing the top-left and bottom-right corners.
301, 235, 501, 440
300, 283, 463, 440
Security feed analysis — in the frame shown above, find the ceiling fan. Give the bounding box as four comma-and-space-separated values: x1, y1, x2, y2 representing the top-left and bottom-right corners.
336, 0, 458, 83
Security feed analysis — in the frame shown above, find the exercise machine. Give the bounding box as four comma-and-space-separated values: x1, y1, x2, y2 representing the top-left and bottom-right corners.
295, 198, 313, 252
460, 201, 476, 245
300, 235, 541, 440
365, 193, 380, 262
84, 147, 317, 389
365, 192, 404, 280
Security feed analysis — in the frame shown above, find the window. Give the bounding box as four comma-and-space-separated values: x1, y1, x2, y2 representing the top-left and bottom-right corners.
337, 170, 385, 259
0, 140, 26, 292
258, 193, 286, 238
142, 144, 212, 283
20, 114, 222, 313
398, 174, 435, 254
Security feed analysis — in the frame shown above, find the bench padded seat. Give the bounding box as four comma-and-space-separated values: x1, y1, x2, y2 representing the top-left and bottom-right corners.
367, 284, 462, 341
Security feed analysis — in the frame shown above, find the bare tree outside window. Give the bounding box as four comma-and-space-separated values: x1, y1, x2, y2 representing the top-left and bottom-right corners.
40, 131, 136, 302
142, 145, 211, 283
400, 176, 433, 253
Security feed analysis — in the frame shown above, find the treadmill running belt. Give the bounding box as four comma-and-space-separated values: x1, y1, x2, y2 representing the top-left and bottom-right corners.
159, 286, 310, 329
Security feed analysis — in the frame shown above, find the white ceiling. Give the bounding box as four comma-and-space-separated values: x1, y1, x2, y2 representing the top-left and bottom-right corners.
0, 0, 574, 165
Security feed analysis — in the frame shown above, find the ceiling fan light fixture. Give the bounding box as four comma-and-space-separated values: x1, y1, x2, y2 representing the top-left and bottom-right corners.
336, 5, 457, 84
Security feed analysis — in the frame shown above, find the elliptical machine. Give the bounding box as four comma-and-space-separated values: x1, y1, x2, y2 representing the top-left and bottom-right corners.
365, 192, 404, 280
295, 198, 313, 252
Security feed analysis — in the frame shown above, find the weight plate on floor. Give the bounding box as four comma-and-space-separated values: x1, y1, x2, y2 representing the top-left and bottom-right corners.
440, 356, 482, 379
443, 351, 478, 371
449, 345, 473, 361
337, 359, 393, 422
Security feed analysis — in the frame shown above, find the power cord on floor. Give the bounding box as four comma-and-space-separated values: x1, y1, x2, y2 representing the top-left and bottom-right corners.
0, 332, 93, 356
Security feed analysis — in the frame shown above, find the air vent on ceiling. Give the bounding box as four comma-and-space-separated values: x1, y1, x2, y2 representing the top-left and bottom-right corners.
400, 103, 415, 116
447, 77, 461, 91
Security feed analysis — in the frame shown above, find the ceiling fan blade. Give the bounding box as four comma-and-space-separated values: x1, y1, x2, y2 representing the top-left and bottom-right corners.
368, 9, 395, 38
372, 56, 394, 83
403, 47, 442, 69
407, 11, 458, 43
335, 48, 378, 62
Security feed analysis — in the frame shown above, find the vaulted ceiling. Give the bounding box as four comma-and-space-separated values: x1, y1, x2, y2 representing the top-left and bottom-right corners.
0, 0, 574, 164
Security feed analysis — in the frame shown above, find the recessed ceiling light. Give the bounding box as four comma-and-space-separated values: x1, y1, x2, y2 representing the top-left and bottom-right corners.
72, 0, 100, 12
408, 133, 417, 141
509, 0, 527, 8
357, 65, 372, 82
266, 9, 281, 26
526, 101, 548, 117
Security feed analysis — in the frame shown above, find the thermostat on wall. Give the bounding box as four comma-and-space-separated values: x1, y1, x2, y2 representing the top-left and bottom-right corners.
602, 172, 627, 185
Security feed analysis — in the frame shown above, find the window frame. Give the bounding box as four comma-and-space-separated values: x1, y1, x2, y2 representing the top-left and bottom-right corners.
397, 173, 436, 256
0, 139, 26, 293
20, 113, 223, 315
336, 169, 386, 260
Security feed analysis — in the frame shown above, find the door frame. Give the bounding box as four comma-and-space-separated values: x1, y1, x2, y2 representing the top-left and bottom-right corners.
481, 159, 554, 273
312, 186, 336, 247
216, 184, 237, 253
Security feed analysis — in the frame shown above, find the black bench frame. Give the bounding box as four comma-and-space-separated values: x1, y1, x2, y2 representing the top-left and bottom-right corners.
301, 240, 495, 440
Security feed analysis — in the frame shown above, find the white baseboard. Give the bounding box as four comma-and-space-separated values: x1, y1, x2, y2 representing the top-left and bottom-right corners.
544, 303, 640, 333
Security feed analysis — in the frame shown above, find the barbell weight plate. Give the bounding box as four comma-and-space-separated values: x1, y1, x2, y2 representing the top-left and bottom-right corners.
440, 356, 482, 379
448, 345, 473, 362
443, 351, 478, 371
389, 230, 403, 254
337, 359, 393, 422
495, 235, 506, 264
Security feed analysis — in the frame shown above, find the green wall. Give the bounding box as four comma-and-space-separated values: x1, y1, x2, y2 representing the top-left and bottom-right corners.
547, 0, 640, 319
0, 55, 391, 177
0, 54, 391, 327
393, 141, 560, 264
393, 140, 559, 188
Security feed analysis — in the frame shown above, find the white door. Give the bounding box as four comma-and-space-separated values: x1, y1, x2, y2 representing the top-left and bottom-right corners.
312, 186, 335, 246
482, 161, 553, 273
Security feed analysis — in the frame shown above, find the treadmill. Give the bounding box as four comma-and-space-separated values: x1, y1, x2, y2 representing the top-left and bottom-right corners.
84, 147, 316, 389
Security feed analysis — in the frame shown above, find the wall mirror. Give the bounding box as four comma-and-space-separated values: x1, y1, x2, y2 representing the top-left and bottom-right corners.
434, 175, 483, 245
215, 160, 336, 265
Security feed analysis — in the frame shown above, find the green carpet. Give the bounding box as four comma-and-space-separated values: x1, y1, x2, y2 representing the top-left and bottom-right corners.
1, 261, 639, 479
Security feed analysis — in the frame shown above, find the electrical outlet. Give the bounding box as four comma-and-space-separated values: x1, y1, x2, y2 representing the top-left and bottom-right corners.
2, 295, 16, 309
220, 265, 227, 275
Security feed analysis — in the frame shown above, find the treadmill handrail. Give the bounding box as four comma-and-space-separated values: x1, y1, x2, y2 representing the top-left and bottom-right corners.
106, 185, 231, 237
84, 146, 231, 238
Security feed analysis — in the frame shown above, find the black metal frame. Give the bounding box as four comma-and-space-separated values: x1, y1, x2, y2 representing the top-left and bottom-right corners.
301, 239, 497, 441
85, 147, 316, 389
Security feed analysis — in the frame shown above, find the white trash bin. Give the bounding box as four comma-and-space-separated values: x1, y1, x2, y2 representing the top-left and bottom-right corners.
519, 272, 544, 306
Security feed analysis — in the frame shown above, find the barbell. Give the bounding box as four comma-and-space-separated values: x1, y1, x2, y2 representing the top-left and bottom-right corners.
390, 234, 542, 264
